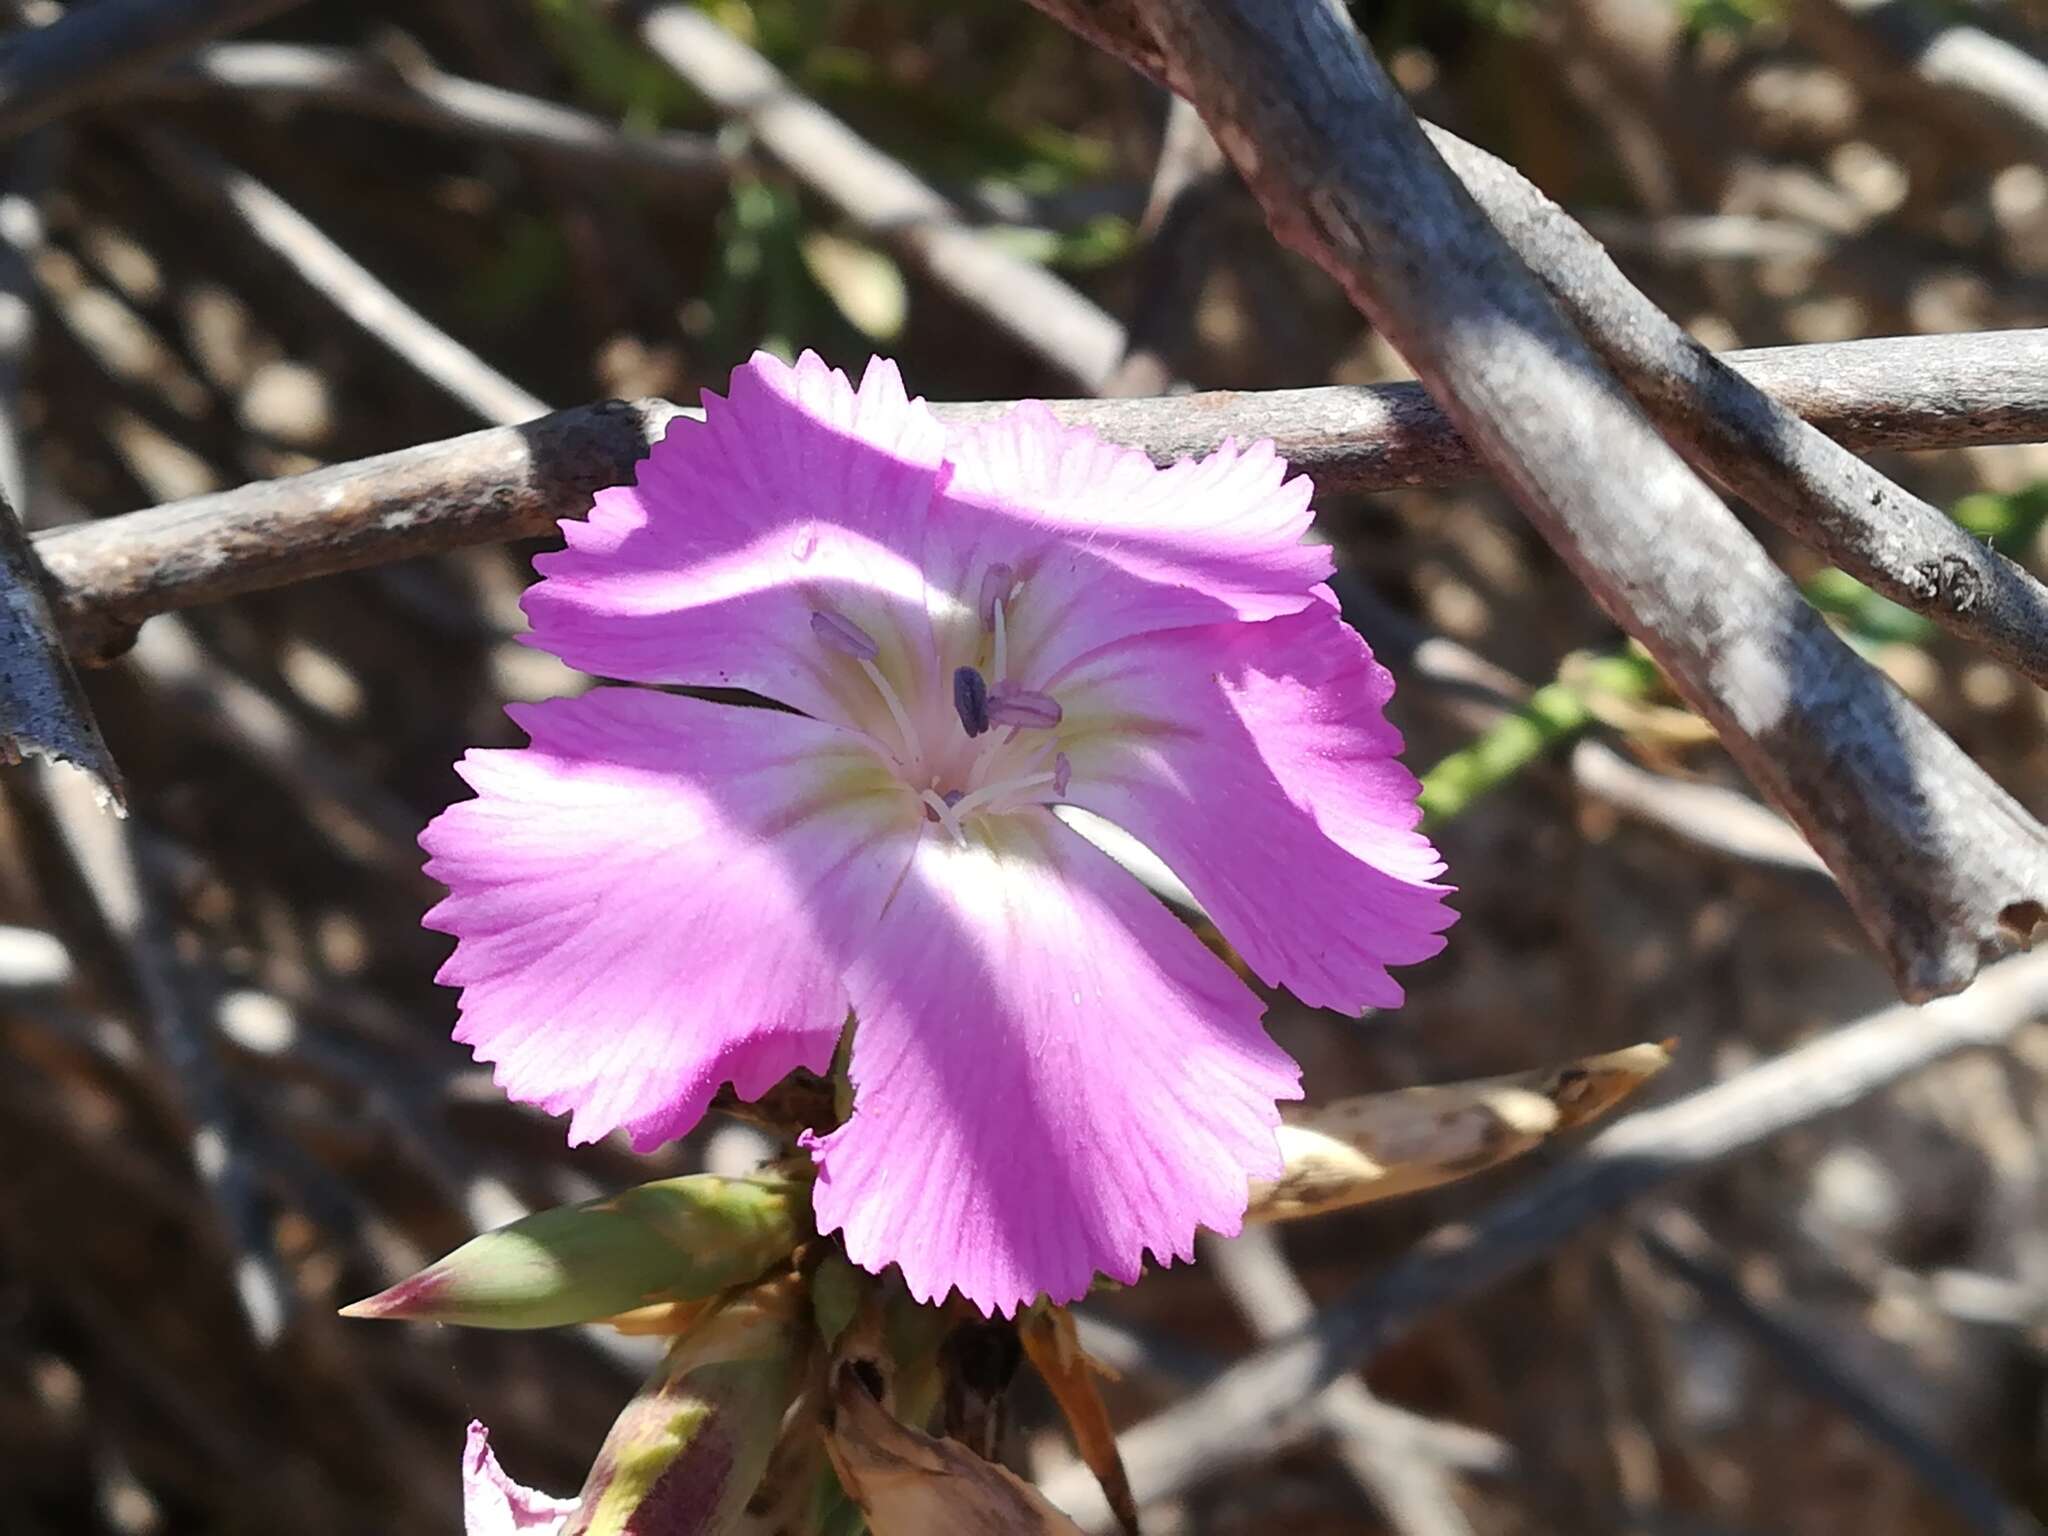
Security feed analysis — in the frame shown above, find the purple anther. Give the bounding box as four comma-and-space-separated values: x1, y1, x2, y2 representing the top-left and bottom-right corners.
1053, 752, 1072, 797
810, 609, 880, 662
978, 563, 1016, 629
986, 687, 1063, 730
943, 790, 965, 809
952, 666, 991, 738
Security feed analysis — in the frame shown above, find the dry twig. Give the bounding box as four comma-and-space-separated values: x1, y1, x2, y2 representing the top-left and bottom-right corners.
26, 763, 289, 1344
28, 327, 2048, 663
1799, 0, 2048, 158
138, 42, 729, 187
1026, 0, 2048, 1001
1640, 1211, 2045, 1536
134, 134, 548, 426
0, 0, 309, 141
1206, 1229, 1478, 1536
627, 2, 1129, 391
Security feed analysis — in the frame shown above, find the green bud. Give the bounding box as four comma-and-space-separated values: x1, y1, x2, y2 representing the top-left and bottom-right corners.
341, 1173, 805, 1329
567, 1277, 809, 1536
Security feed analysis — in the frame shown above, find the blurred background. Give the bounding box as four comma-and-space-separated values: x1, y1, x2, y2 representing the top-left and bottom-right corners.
4, 0, 2048, 1531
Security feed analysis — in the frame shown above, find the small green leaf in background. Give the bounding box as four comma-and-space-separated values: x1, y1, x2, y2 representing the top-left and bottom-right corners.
1417, 648, 1667, 828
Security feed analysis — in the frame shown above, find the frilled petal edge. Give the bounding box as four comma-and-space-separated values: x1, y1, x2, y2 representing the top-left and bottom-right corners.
522, 351, 947, 735
421, 686, 921, 1149
808, 810, 1300, 1316
1056, 601, 1454, 1013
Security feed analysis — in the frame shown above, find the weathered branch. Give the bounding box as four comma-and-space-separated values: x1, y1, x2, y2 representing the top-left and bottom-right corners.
30, 328, 2048, 663
0, 0, 307, 141
627, 2, 1129, 391
1, 490, 122, 805
1022, 1, 2048, 685
1031, 0, 2048, 1000
0, 138, 121, 806
1039, 946, 2048, 1524
1414, 124, 2048, 691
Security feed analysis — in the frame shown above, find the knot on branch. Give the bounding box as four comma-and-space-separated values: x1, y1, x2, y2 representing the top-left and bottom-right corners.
1914, 553, 1983, 615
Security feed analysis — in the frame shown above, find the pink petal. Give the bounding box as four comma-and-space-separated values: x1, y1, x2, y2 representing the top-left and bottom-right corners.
927, 403, 1332, 686
422, 687, 920, 1149
463, 1421, 575, 1536
808, 812, 1300, 1316
1056, 602, 1454, 1013
523, 352, 948, 732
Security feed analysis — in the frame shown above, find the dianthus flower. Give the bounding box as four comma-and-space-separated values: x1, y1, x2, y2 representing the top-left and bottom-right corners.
422, 352, 1453, 1316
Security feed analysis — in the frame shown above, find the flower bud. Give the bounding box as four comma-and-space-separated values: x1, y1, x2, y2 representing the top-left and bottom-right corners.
564, 1278, 808, 1536
342, 1173, 804, 1329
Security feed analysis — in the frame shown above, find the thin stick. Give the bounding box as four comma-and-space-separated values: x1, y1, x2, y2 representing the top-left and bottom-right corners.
135, 133, 549, 426
629, 2, 1129, 392
1205, 1230, 1479, 1536
1046, 0, 2048, 1002
1567, 741, 1830, 878
29, 763, 290, 1344
1047, 946, 2048, 1518
1639, 1212, 2046, 1536
0, 0, 308, 141
136, 41, 728, 188
1799, 0, 2048, 158
28, 326, 2048, 662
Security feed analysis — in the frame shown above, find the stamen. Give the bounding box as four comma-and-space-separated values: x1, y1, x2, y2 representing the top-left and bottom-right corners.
953, 666, 991, 738
978, 564, 1015, 629
810, 609, 879, 662
986, 687, 1063, 730
1054, 752, 1071, 797
918, 787, 968, 847
992, 595, 1008, 683
946, 769, 1057, 822
860, 659, 920, 768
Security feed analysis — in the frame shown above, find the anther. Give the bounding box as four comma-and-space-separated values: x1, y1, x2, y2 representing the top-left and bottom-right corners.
978, 564, 1015, 630
986, 687, 1063, 730
953, 666, 991, 738
1053, 752, 1071, 797
810, 609, 879, 662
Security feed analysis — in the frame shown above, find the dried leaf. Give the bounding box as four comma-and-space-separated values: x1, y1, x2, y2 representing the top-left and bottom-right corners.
1248, 1042, 1672, 1221
823, 1359, 1088, 1536
1018, 1307, 1138, 1536
598, 1298, 715, 1337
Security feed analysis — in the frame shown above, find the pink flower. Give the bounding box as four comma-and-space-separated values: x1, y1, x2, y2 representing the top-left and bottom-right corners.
422, 353, 1453, 1316
462, 1422, 573, 1536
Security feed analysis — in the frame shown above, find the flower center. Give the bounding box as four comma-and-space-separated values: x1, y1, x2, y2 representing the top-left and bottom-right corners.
810, 567, 1071, 845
